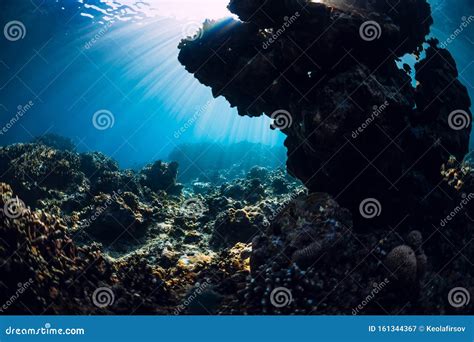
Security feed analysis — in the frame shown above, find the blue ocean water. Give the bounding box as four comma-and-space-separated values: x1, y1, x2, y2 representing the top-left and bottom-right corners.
0, 0, 472, 168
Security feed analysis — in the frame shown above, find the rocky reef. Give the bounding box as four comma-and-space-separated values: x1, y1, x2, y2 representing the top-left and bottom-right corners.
178, 0, 472, 231
0, 137, 472, 314
0, 0, 473, 315
0, 139, 303, 314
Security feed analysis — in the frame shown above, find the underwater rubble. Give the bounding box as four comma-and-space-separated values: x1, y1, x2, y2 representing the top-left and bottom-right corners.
0, 136, 472, 314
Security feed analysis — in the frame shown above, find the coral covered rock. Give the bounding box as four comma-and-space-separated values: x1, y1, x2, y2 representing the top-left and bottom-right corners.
211, 207, 265, 248
0, 183, 168, 314
251, 193, 352, 272
140, 160, 183, 195
220, 178, 266, 203
178, 0, 472, 229
77, 191, 152, 246
0, 144, 86, 204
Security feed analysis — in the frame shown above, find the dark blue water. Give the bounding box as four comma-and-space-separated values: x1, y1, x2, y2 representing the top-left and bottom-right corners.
0, 0, 472, 168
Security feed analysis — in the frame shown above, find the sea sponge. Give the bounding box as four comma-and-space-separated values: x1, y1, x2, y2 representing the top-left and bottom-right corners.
385, 245, 418, 285
291, 241, 323, 266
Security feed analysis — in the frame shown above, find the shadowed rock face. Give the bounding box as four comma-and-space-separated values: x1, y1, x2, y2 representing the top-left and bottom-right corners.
178, 0, 472, 228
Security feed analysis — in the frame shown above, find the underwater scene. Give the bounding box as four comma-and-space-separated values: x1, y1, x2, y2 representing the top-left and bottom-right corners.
0, 0, 473, 315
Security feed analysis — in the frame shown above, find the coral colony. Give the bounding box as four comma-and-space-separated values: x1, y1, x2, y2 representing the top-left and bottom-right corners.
0, 0, 473, 315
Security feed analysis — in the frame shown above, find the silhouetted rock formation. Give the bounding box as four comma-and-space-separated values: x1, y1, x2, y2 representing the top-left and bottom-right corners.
178, 0, 472, 230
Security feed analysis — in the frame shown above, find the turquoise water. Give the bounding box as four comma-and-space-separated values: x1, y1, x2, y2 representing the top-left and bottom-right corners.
0, 0, 472, 167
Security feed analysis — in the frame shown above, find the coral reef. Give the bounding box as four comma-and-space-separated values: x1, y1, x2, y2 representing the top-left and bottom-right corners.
1, 0, 473, 318
0, 143, 86, 205
0, 139, 472, 314
0, 183, 169, 314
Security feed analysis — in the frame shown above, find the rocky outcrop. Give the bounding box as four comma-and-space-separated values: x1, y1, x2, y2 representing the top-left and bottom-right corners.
140, 160, 183, 195
178, 0, 472, 230
0, 143, 86, 204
